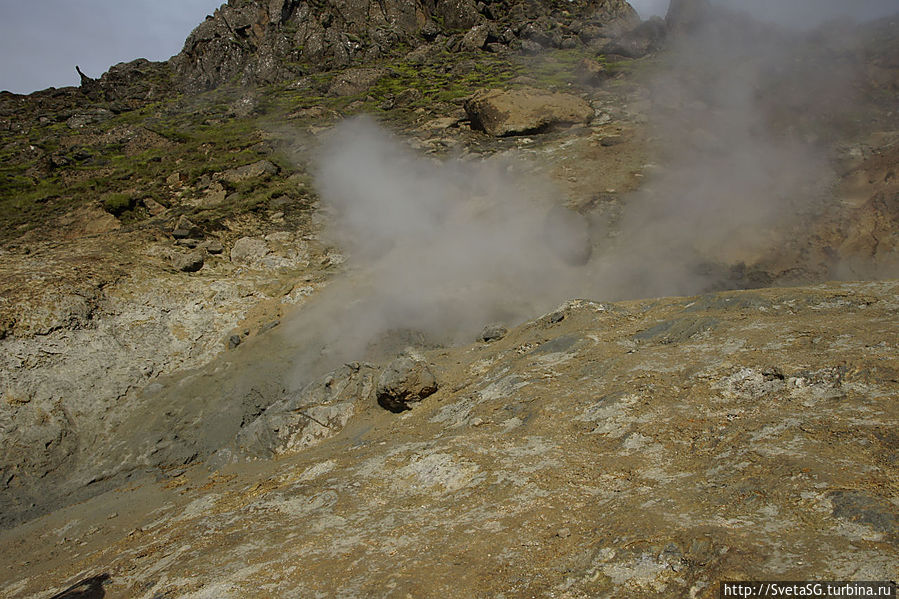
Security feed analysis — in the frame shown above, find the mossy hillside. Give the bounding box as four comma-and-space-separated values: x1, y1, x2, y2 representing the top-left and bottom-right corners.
0, 45, 625, 244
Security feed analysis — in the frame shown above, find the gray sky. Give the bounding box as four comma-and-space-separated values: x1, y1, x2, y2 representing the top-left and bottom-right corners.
628, 0, 670, 18
630, 0, 899, 24
0, 0, 224, 94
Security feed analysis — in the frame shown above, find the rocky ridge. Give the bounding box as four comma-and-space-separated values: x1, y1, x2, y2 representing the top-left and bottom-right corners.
171, 0, 639, 90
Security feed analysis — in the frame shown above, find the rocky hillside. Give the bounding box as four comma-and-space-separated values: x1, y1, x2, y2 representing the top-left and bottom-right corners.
0, 0, 897, 595
2, 280, 898, 597
171, 0, 637, 90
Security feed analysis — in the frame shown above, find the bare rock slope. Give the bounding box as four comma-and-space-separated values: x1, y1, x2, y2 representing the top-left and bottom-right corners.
1, 280, 896, 598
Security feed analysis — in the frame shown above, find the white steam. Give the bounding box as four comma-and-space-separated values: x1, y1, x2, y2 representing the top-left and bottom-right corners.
278, 116, 593, 387
275, 0, 892, 385
710, 0, 899, 29
313, 116, 592, 333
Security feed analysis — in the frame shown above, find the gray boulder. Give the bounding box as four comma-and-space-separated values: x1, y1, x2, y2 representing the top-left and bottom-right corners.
376, 354, 438, 412
461, 24, 490, 52
235, 363, 377, 459
478, 323, 508, 342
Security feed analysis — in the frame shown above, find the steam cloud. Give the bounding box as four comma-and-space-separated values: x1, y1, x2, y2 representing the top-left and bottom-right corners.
277, 116, 592, 388
278, 0, 893, 384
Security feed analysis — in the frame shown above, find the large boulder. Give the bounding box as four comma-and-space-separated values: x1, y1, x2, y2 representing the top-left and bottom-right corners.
376, 353, 438, 412
172, 251, 205, 273
234, 363, 377, 459
464, 87, 594, 136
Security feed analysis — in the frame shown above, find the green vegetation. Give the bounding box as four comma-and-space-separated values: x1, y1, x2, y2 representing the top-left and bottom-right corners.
101, 192, 134, 216
0, 45, 621, 244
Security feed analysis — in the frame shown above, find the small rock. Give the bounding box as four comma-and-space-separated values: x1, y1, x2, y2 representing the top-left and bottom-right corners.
549, 311, 565, 324
217, 160, 280, 184
479, 323, 508, 342
258, 320, 280, 335
227, 335, 242, 350
141, 197, 166, 216
376, 353, 439, 413
576, 58, 608, 85
230, 236, 270, 264
175, 215, 195, 231
230, 93, 259, 117
519, 39, 543, 55
166, 172, 182, 187
205, 240, 224, 254
172, 251, 204, 273
557, 527, 571, 538
172, 215, 197, 239
198, 182, 227, 207
394, 88, 423, 106
461, 24, 490, 52
422, 116, 459, 131
600, 135, 623, 147
327, 67, 387, 97
175, 238, 200, 248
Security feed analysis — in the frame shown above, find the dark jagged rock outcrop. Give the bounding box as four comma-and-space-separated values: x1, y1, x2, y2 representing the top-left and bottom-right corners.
170, 0, 638, 91
171, 0, 428, 91
73, 59, 176, 112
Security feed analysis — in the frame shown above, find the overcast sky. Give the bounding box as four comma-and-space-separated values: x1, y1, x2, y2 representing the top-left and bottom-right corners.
0, 1, 224, 94
2, 1, 897, 95
630, 0, 899, 24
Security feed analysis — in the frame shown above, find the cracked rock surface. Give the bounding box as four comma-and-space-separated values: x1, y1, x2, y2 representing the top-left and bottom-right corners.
1, 280, 896, 598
